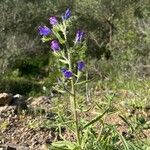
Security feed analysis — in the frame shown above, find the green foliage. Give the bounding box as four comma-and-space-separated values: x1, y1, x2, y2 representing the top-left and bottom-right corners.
0, 0, 149, 81
12, 52, 50, 77
0, 0, 74, 75
0, 77, 41, 96
46, 76, 150, 150
75, 0, 150, 77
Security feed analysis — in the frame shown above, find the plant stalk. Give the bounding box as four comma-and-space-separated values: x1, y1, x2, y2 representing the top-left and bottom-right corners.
70, 79, 80, 145
68, 51, 81, 145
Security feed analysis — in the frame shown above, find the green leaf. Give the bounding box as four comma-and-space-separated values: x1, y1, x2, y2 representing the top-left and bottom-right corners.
75, 79, 94, 85
52, 25, 66, 44
59, 59, 69, 64
119, 115, 134, 132
113, 126, 130, 150
52, 52, 61, 58
51, 141, 79, 150
82, 108, 109, 130
41, 36, 52, 42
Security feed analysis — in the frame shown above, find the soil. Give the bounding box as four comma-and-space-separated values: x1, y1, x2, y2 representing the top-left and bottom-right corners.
0, 95, 150, 149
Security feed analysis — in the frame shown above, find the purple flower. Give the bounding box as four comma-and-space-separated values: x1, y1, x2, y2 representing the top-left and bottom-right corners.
77, 61, 85, 71
38, 26, 51, 36
75, 30, 85, 43
61, 68, 73, 78
62, 8, 71, 20
49, 16, 58, 25
50, 40, 60, 51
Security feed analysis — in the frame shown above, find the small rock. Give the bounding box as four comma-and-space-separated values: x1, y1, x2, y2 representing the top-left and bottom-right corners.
0, 106, 8, 113
31, 96, 50, 106
0, 106, 16, 114
5, 143, 29, 150
0, 93, 13, 106
30, 96, 51, 111
11, 94, 27, 112
40, 144, 49, 150
45, 138, 51, 144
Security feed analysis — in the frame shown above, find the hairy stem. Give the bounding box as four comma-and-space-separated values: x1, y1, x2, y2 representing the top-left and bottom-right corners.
68, 51, 80, 145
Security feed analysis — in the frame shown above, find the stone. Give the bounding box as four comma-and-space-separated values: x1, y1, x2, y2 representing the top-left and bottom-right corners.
11, 94, 28, 112
0, 106, 8, 113
30, 98, 52, 115
40, 144, 49, 150
31, 96, 49, 106
5, 143, 29, 150
30, 96, 51, 111
0, 93, 13, 106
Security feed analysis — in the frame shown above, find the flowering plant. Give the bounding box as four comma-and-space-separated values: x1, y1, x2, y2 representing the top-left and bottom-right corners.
38, 8, 87, 148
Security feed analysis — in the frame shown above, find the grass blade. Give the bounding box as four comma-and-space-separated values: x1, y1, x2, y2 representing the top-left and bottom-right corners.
82, 108, 109, 130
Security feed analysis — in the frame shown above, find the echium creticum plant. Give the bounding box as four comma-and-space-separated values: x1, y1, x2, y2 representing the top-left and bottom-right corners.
38, 8, 87, 148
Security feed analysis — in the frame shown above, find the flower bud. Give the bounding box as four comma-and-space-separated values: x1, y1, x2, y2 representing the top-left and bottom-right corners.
38, 26, 52, 36
62, 8, 71, 20
49, 16, 58, 25
77, 61, 85, 71
50, 40, 60, 51
75, 30, 85, 43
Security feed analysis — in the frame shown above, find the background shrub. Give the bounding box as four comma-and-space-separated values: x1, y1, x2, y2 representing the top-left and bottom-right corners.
0, 0, 149, 95
0, 77, 41, 96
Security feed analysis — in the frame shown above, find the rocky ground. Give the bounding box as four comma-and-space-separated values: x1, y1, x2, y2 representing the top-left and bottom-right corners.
0, 93, 61, 150
0, 92, 150, 150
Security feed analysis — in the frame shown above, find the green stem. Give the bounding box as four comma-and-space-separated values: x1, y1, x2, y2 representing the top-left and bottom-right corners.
68, 51, 81, 145
71, 79, 81, 145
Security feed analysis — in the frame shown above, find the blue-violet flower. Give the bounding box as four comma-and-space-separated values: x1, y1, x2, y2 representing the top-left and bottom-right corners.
77, 61, 85, 71
61, 68, 73, 78
62, 8, 71, 20
51, 40, 60, 51
75, 30, 85, 43
49, 16, 58, 25
38, 26, 51, 36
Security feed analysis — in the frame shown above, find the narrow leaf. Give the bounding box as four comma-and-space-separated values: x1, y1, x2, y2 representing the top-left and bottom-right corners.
82, 108, 109, 130
59, 59, 69, 64
75, 78, 94, 85
113, 126, 130, 150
